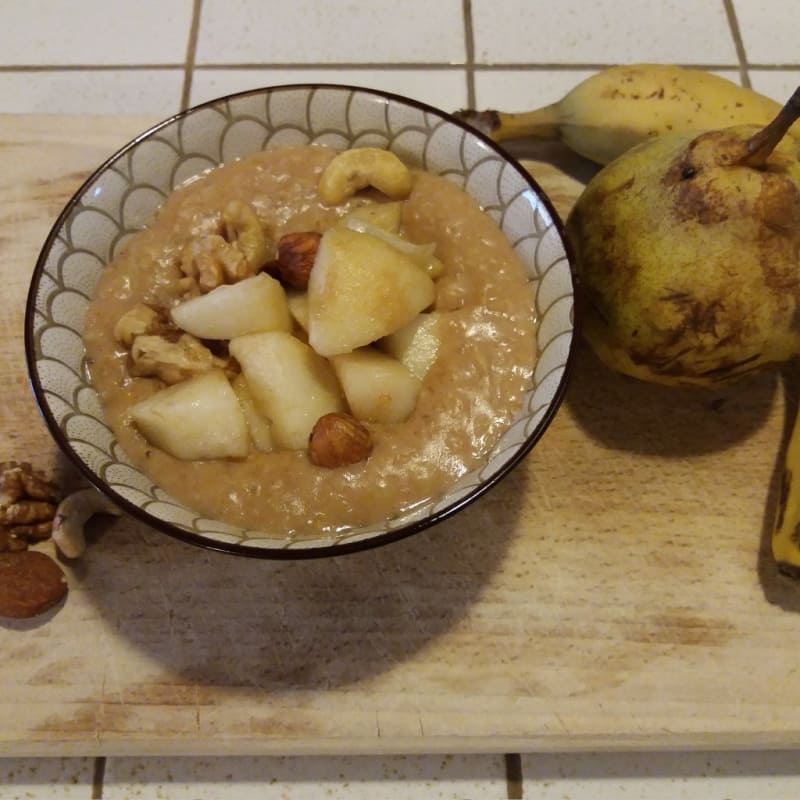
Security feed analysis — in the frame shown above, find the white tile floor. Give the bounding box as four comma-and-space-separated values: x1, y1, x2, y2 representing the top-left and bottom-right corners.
3, 0, 800, 796
195, 0, 467, 65
2, 0, 799, 117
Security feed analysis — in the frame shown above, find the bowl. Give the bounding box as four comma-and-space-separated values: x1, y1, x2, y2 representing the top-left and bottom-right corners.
25, 84, 576, 558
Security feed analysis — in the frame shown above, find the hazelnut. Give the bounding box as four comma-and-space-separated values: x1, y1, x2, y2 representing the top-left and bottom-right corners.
308, 413, 373, 468
275, 231, 322, 289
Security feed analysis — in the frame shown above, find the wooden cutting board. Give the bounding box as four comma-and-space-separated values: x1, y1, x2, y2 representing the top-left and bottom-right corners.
2, 114, 800, 757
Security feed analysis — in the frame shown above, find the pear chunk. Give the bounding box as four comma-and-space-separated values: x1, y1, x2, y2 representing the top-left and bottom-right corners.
286, 290, 310, 333
229, 331, 345, 450
341, 201, 403, 233
341, 218, 444, 279
380, 312, 442, 380
331, 347, 421, 424
308, 227, 435, 356
170, 273, 291, 340
129, 369, 249, 460
231, 374, 274, 453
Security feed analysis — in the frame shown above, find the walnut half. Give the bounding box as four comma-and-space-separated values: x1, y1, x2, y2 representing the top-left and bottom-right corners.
0, 462, 59, 553
129, 333, 230, 385
113, 303, 168, 347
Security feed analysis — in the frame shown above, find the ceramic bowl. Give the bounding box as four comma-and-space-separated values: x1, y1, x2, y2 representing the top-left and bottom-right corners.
25, 84, 575, 558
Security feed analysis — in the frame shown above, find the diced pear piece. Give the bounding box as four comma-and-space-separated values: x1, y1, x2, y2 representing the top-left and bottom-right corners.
308, 227, 435, 356
380, 312, 442, 381
129, 369, 249, 460
231, 374, 274, 453
286, 290, 310, 333
331, 347, 421, 424
342, 201, 403, 233
229, 331, 345, 450
170, 273, 291, 340
341, 218, 444, 279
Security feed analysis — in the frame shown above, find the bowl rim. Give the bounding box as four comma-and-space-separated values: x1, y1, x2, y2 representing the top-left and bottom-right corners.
24, 82, 579, 559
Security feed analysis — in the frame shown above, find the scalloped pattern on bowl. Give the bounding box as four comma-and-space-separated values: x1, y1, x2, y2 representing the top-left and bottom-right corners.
27, 85, 575, 557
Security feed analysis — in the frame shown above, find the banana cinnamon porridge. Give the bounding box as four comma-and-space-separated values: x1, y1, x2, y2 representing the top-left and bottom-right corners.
83, 145, 536, 538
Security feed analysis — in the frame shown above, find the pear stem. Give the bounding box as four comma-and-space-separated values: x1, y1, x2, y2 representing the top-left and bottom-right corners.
741, 85, 800, 167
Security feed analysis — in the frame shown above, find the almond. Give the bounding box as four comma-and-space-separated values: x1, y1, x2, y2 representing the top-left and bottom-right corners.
308, 412, 373, 468
0, 551, 68, 618
275, 231, 322, 289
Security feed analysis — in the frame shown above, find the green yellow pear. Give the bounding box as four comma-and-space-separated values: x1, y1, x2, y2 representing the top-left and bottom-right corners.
566, 86, 800, 387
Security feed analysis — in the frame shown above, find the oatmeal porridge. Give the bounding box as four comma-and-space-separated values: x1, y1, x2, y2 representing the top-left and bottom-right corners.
83, 145, 536, 538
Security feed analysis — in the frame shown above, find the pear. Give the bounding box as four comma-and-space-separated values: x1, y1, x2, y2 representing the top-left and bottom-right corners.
331, 347, 421, 424
565, 86, 800, 572
380, 312, 442, 380
566, 86, 800, 386
229, 331, 345, 451
341, 201, 403, 233
170, 273, 291, 340
129, 370, 250, 461
231, 374, 274, 453
307, 226, 435, 356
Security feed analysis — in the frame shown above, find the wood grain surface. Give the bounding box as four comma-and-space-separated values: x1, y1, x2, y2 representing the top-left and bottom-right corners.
2, 115, 800, 757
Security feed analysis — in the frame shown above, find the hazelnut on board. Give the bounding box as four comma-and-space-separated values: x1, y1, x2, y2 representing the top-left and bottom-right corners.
308, 412, 373, 468
275, 231, 322, 289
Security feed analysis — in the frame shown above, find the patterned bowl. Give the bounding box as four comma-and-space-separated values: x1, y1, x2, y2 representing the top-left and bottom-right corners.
25, 84, 575, 558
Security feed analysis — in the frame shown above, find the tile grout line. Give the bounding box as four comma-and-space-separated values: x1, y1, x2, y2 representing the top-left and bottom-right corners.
722, 0, 751, 87
0, 63, 184, 71
181, 0, 203, 110
505, 753, 523, 799
0, 62, 797, 74
91, 756, 105, 799
467, 61, 784, 71
192, 62, 470, 71
462, 0, 476, 107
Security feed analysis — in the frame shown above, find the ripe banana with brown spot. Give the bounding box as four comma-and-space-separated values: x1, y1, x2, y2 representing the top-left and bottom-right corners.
455, 63, 799, 164
773, 400, 800, 576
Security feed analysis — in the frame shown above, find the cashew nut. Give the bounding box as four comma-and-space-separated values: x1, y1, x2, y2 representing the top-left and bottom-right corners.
318, 148, 414, 205
52, 488, 122, 558
221, 200, 275, 273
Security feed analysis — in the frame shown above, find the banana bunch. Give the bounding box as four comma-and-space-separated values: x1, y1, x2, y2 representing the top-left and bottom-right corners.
455, 63, 798, 164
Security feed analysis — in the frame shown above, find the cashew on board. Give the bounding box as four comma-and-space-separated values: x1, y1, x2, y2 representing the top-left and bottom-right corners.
317, 148, 414, 205
52, 488, 122, 558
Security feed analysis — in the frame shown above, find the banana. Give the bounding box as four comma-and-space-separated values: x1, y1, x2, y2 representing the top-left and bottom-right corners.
773, 400, 800, 575
455, 63, 798, 165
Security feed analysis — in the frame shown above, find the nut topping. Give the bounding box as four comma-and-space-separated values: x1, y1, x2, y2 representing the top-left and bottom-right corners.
308, 412, 373, 468
128, 333, 229, 385
0, 462, 59, 554
0, 551, 68, 619
318, 148, 413, 205
274, 231, 322, 289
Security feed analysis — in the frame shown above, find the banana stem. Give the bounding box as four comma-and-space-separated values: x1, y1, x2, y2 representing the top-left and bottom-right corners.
453, 104, 563, 143
742, 85, 800, 167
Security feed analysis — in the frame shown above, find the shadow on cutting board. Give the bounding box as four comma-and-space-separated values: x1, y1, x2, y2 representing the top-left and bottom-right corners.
565, 340, 777, 458
566, 340, 800, 611
66, 459, 525, 692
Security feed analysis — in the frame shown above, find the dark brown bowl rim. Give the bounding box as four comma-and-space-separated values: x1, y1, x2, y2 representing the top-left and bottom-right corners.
24, 82, 579, 559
